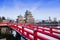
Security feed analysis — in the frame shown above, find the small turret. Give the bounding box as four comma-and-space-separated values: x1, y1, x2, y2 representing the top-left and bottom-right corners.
17, 15, 24, 24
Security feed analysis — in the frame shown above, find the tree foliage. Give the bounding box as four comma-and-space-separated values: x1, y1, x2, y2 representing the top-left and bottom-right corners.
2, 16, 6, 20
0, 17, 2, 22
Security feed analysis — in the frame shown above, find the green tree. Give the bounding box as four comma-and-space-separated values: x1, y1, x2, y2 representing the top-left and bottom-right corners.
0, 17, 2, 22
2, 16, 6, 20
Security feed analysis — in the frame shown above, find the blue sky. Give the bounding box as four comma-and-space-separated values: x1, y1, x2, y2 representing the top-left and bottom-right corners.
0, 0, 60, 20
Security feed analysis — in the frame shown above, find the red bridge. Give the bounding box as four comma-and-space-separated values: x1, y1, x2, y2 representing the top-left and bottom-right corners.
0, 22, 60, 40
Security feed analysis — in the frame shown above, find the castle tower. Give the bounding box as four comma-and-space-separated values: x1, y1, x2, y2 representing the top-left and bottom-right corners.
24, 10, 34, 24
17, 15, 24, 24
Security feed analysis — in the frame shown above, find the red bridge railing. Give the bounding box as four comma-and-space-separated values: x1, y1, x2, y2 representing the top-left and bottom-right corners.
0, 22, 60, 40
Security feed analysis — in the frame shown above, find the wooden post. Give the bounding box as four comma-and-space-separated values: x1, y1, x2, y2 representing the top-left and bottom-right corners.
34, 28, 37, 40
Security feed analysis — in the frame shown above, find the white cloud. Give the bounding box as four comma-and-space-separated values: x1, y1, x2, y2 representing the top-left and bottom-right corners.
0, 0, 60, 20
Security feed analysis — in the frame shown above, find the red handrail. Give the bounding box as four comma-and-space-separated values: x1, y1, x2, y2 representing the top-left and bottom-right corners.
0, 22, 60, 40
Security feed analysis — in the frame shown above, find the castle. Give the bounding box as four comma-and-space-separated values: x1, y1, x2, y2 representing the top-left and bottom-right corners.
17, 10, 35, 24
